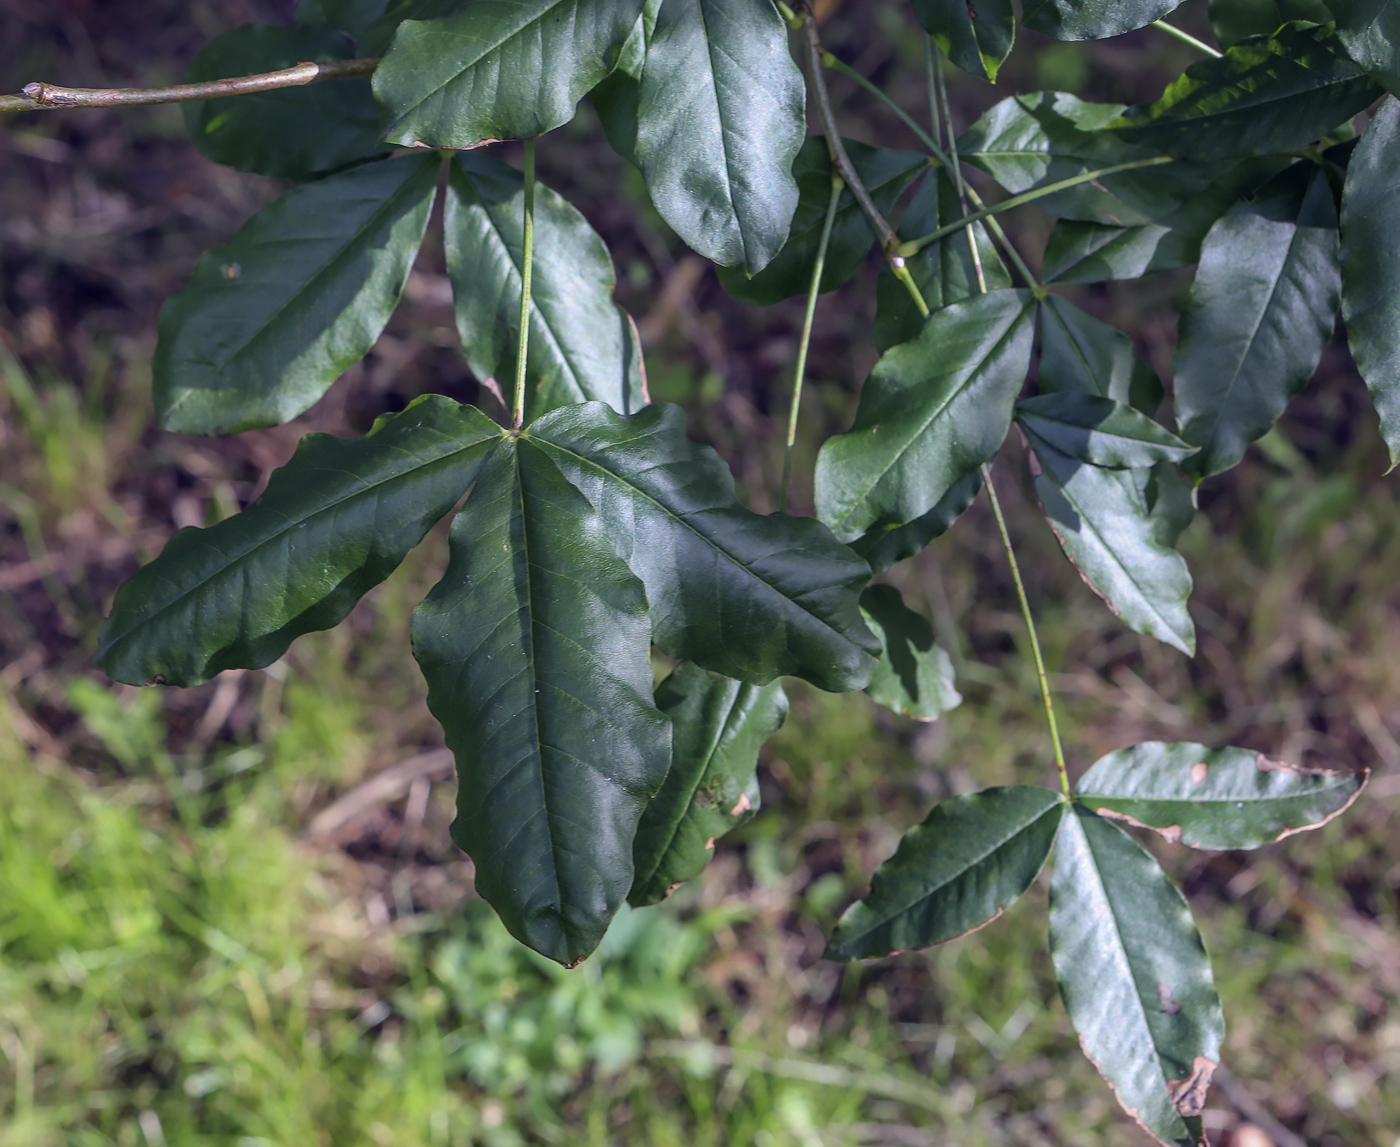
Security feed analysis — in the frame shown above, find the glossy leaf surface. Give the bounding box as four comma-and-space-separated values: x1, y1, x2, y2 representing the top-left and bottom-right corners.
1023, 432, 1195, 654
1022, 0, 1186, 40
531, 403, 879, 692
445, 155, 646, 421
1341, 96, 1400, 467
850, 471, 983, 574
1017, 394, 1194, 469
629, 662, 787, 906
1330, 0, 1400, 93
182, 25, 387, 179
374, 0, 645, 148
815, 289, 1035, 542
1051, 806, 1222, 1147
1042, 221, 1198, 283
826, 787, 1063, 959
412, 439, 670, 965
1175, 162, 1341, 478
859, 585, 961, 721
717, 139, 927, 305
912, 0, 1015, 82
154, 155, 439, 434
1076, 741, 1369, 849
628, 0, 805, 271
98, 397, 502, 687
1208, 0, 1333, 48
1037, 296, 1138, 403
1110, 23, 1383, 159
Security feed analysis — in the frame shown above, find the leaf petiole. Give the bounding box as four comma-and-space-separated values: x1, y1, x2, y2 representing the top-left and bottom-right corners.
1150, 19, 1222, 58
512, 138, 536, 431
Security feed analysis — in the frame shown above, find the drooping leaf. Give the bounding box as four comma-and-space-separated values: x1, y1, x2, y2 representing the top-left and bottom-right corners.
912, 0, 1015, 82
874, 169, 1011, 353
1076, 741, 1369, 849
1329, 0, 1400, 93
1174, 161, 1341, 479
1340, 96, 1400, 468
1022, 0, 1187, 40
1017, 394, 1195, 468
625, 0, 806, 272
1023, 433, 1195, 654
1037, 296, 1138, 402
98, 397, 502, 687
154, 154, 439, 435
1208, 0, 1333, 49
445, 154, 646, 421
717, 139, 928, 305
1050, 806, 1223, 1147
815, 289, 1036, 542
859, 585, 961, 721
529, 402, 879, 692
629, 662, 787, 906
295, 0, 392, 39
826, 786, 1063, 960
412, 438, 671, 965
181, 25, 388, 179
957, 92, 1214, 226
373, 0, 646, 148
1109, 22, 1384, 159
849, 470, 983, 574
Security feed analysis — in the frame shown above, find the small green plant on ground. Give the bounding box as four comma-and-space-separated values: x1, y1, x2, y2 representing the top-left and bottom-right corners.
6, 1, 1399, 1142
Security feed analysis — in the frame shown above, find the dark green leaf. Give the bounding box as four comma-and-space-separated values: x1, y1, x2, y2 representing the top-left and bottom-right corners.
1341, 96, 1400, 467
1037, 296, 1137, 402
1041, 221, 1199, 283
1209, 0, 1333, 49
589, 0, 662, 168
625, 0, 806, 271
98, 397, 501, 687
182, 26, 387, 179
530, 402, 879, 691
1109, 22, 1383, 159
358, 0, 462, 56
859, 585, 961, 721
1023, 0, 1186, 40
1139, 462, 1196, 549
1329, 0, 1400, 93
1024, 435, 1195, 654
412, 438, 671, 965
912, 0, 1015, 82
1017, 393, 1195, 468
445, 154, 646, 421
1175, 162, 1341, 478
629, 662, 787, 906
717, 139, 927, 305
1050, 806, 1223, 1147
1076, 741, 1369, 849
826, 787, 1063, 959
815, 289, 1036, 542
849, 470, 983, 574
874, 169, 1011, 353
374, 0, 646, 148
295, 0, 391, 38
154, 154, 439, 435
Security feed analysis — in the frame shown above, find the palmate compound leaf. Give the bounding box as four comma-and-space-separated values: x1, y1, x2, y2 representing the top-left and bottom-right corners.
825, 786, 1063, 960
628, 661, 788, 907
1075, 741, 1369, 849
911, 0, 1015, 83
815, 289, 1036, 544
1036, 297, 1143, 408
1051, 806, 1224, 1147
1175, 161, 1342, 479
1109, 22, 1384, 160
1015, 394, 1196, 470
445, 154, 647, 421
154, 154, 439, 435
716, 139, 928, 305
373, 0, 646, 148
1341, 96, 1400, 468
1329, 0, 1400, 94
1022, 0, 1186, 40
528, 402, 880, 691
181, 25, 388, 180
97, 396, 503, 687
858, 585, 960, 722
411, 438, 671, 965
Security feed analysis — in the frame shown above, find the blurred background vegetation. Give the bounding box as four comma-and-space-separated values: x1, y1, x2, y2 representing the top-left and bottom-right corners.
2, 1, 1398, 1144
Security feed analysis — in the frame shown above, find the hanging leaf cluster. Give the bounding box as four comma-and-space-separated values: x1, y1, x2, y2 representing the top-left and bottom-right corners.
74, 0, 1397, 1138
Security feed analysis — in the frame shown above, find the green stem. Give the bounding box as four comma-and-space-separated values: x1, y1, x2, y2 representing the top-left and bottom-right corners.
981, 463, 1070, 795
928, 39, 986, 293
512, 139, 536, 432
780, 174, 844, 510
1, 57, 379, 114
1150, 19, 1222, 58
901, 155, 1174, 256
